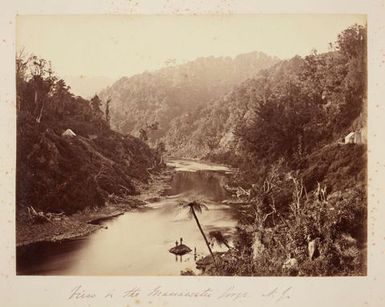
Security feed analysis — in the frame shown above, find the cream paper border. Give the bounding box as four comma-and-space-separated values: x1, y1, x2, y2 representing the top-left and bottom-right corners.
1, 1, 384, 306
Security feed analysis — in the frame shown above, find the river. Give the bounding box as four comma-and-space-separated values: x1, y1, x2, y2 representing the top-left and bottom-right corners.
17, 159, 237, 275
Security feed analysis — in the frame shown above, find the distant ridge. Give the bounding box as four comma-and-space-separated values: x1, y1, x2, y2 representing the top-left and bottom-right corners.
99, 51, 279, 139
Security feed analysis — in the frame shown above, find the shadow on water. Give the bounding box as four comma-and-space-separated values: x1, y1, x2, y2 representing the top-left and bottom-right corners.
17, 238, 90, 275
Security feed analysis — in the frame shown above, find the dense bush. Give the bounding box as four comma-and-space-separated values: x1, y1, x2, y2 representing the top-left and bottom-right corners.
16, 54, 159, 214
208, 166, 366, 276
206, 24, 367, 277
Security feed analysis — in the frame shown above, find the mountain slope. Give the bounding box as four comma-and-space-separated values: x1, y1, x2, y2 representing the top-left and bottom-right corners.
164, 56, 306, 159
197, 25, 367, 276
16, 55, 161, 214
17, 114, 157, 214
165, 43, 366, 163
99, 51, 279, 140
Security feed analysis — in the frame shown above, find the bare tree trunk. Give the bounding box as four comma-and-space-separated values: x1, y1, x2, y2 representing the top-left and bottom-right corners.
223, 241, 231, 250
191, 208, 217, 264
36, 99, 45, 123
33, 90, 39, 116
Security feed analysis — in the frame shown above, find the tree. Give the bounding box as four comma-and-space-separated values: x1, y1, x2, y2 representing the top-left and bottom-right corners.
236, 79, 308, 160
51, 79, 72, 118
235, 52, 345, 164
25, 55, 56, 123
336, 24, 367, 128
90, 94, 103, 119
336, 24, 367, 59
180, 200, 217, 264
155, 141, 166, 165
16, 49, 29, 112
139, 128, 148, 142
105, 98, 111, 126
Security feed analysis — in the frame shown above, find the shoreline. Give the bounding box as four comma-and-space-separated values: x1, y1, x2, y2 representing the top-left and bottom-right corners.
16, 167, 173, 248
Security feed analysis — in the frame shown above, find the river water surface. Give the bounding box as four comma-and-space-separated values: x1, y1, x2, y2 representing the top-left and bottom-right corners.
17, 159, 237, 275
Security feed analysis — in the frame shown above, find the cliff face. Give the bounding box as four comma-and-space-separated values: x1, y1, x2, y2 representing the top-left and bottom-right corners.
99, 52, 279, 141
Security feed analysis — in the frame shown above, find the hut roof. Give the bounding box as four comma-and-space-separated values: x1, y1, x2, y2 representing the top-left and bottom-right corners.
345, 132, 355, 139
62, 129, 76, 138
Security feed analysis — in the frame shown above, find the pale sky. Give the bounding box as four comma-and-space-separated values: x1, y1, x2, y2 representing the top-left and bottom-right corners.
17, 15, 366, 79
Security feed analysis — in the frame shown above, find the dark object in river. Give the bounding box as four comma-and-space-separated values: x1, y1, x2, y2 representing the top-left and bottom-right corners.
169, 238, 192, 255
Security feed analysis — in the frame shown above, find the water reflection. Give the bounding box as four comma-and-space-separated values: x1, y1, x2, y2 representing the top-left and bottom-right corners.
163, 171, 229, 201
17, 159, 236, 275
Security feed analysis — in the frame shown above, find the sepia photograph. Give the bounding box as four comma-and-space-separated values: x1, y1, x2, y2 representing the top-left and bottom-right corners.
15, 14, 367, 277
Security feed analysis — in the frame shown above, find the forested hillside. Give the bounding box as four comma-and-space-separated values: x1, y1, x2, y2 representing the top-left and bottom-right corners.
96, 24, 367, 276
194, 24, 367, 276
15, 23, 367, 276
16, 54, 161, 215
165, 25, 366, 162
99, 52, 279, 141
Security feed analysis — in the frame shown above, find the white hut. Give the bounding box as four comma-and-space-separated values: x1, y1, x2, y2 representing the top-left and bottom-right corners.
354, 131, 362, 144
62, 129, 76, 138
359, 127, 367, 144
344, 131, 365, 144
344, 132, 355, 144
